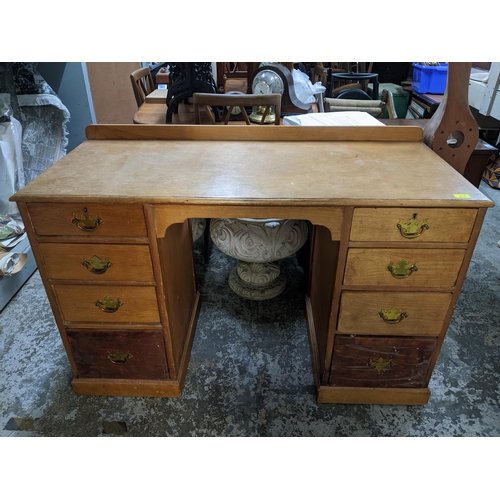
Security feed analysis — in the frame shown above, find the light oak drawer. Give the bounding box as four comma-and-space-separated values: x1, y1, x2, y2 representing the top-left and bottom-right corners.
330, 335, 437, 388
53, 284, 160, 323
39, 243, 154, 282
67, 329, 168, 379
27, 203, 147, 237
344, 248, 466, 287
350, 208, 477, 243
337, 291, 451, 335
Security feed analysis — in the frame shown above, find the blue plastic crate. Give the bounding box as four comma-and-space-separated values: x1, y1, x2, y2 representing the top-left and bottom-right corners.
411, 63, 448, 94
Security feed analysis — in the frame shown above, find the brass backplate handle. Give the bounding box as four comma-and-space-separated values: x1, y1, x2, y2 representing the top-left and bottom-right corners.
396, 214, 429, 239
82, 255, 112, 274
72, 207, 103, 232
367, 357, 393, 373
386, 259, 418, 279
107, 351, 133, 364
378, 306, 408, 324
95, 296, 123, 313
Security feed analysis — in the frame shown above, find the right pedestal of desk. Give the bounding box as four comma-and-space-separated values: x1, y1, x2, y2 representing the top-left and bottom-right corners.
307, 205, 486, 405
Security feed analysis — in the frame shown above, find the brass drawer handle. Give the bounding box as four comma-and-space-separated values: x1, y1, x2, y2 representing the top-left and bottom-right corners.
95, 296, 123, 313
107, 351, 133, 364
367, 357, 393, 373
378, 306, 408, 324
72, 207, 103, 232
386, 259, 418, 279
396, 214, 429, 239
82, 255, 112, 274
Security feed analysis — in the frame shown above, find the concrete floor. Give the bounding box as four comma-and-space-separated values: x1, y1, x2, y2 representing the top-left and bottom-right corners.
1, 182, 499, 437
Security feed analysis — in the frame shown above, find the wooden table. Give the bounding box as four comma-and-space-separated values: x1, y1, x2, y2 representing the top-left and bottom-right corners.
11, 125, 493, 405
133, 102, 213, 124
133, 102, 284, 125
145, 88, 167, 103
133, 103, 166, 124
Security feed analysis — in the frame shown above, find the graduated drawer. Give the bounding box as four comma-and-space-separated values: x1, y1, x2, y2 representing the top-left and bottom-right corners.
344, 248, 466, 287
350, 208, 477, 242
39, 243, 154, 282
337, 291, 451, 335
53, 284, 160, 323
67, 329, 168, 379
330, 334, 437, 388
27, 203, 147, 237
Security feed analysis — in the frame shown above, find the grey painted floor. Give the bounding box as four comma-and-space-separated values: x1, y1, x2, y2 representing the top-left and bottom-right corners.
1, 183, 499, 438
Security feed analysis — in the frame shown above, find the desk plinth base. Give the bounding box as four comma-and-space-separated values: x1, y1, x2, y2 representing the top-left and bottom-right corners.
316, 386, 430, 405
305, 296, 431, 405
71, 292, 201, 398
72, 378, 183, 398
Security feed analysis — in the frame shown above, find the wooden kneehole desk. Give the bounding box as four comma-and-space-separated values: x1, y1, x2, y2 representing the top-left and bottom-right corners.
11, 124, 494, 405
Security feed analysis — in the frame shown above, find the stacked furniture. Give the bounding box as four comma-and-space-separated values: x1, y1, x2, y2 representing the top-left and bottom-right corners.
0, 63, 69, 310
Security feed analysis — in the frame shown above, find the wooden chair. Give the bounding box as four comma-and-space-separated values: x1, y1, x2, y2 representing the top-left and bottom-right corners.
311, 64, 327, 112
325, 62, 375, 98
381, 89, 398, 119
193, 93, 282, 125
323, 97, 386, 117
130, 67, 155, 107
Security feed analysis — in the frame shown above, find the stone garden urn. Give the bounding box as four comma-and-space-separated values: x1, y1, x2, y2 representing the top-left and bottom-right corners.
191, 218, 206, 241
210, 217, 308, 300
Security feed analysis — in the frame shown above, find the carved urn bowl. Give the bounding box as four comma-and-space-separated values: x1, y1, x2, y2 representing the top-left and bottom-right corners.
210, 217, 308, 300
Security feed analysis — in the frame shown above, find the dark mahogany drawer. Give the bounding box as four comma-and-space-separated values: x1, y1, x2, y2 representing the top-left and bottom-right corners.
329, 335, 437, 388
67, 330, 168, 380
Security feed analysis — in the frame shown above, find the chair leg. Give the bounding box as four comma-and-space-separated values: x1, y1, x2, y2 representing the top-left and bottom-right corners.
166, 91, 193, 123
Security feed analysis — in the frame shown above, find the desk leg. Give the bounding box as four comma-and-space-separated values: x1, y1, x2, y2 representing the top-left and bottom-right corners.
147, 210, 200, 394
305, 225, 341, 388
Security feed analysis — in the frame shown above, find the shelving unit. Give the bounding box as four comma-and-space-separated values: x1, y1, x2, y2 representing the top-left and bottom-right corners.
0, 237, 37, 311
469, 63, 500, 122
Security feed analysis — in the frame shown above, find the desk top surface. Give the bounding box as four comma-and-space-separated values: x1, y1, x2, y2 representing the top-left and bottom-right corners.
12, 125, 493, 208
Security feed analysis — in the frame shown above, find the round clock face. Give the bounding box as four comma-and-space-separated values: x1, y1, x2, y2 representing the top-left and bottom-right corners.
252, 69, 284, 95
254, 80, 271, 94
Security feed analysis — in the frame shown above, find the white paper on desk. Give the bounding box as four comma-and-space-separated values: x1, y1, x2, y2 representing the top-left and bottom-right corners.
283, 111, 386, 127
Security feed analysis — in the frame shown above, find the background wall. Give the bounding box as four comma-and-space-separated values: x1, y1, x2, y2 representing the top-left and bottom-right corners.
85, 62, 140, 124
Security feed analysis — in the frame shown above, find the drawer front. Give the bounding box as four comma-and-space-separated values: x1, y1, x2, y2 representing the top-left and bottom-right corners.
27, 203, 147, 237
350, 208, 477, 243
344, 248, 466, 287
330, 335, 437, 388
67, 329, 168, 379
39, 243, 154, 282
337, 291, 451, 335
53, 284, 160, 323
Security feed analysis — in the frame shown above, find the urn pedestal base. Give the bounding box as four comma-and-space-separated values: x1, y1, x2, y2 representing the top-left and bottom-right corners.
228, 261, 287, 300
210, 217, 308, 300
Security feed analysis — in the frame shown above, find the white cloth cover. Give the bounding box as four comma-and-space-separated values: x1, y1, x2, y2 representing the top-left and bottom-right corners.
283, 111, 386, 127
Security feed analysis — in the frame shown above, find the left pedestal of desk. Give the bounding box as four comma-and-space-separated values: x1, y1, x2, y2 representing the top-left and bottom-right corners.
15, 201, 199, 398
